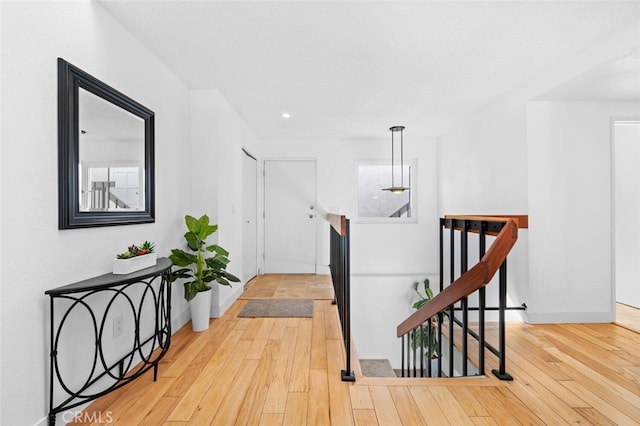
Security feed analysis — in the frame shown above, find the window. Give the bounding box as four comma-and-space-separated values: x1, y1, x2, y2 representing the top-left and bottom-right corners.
80, 163, 143, 211
356, 160, 416, 222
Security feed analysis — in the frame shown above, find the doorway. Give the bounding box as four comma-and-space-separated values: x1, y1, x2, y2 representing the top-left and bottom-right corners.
264, 159, 317, 274
243, 149, 258, 283
612, 118, 640, 331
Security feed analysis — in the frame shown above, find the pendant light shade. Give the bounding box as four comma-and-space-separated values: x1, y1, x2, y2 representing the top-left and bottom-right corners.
382, 125, 410, 193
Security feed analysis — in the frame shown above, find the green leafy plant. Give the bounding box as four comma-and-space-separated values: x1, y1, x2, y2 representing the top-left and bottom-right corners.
116, 241, 155, 259
169, 214, 240, 302
411, 278, 440, 358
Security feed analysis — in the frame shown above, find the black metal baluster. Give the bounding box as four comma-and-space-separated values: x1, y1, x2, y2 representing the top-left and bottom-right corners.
420, 324, 424, 377
406, 332, 411, 377
491, 260, 513, 381
437, 312, 443, 377
479, 221, 486, 376
449, 305, 454, 377
439, 218, 445, 293
412, 329, 417, 377
427, 319, 433, 377
450, 219, 455, 286
461, 220, 469, 376
449, 219, 455, 378
341, 219, 355, 382
401, 335, 405, 377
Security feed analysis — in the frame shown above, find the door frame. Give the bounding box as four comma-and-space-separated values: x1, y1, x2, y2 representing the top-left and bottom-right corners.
611, 116, 640, 318
242, 148, 258, 282
262, 158, 318, 274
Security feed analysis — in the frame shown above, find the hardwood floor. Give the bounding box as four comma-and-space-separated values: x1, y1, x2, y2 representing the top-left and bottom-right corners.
72, 275, 640, 425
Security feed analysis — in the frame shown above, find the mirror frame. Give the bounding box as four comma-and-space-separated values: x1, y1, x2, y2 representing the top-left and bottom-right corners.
58, 58, 155, 229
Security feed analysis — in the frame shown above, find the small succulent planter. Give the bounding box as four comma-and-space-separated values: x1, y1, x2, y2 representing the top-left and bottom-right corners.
113, 252, 157, 275
113, 241, 156, 275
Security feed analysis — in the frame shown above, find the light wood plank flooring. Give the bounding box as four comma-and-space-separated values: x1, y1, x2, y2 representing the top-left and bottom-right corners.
72, 275, 640, 425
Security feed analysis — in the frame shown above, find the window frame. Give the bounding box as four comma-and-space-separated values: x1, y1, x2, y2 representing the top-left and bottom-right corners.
354, 159, 417, 224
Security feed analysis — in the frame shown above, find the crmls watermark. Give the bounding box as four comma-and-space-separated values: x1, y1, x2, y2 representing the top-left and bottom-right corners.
62, 411, 114, 424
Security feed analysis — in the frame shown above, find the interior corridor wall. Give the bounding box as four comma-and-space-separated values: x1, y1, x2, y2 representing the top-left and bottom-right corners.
437, 18, 640, 325
614, 121, 640, 309
527, 101, 640, 323
1, 2, 192, 424
261, 136, 438, 367
437, 94, 530, 321
190, 90, 260, 317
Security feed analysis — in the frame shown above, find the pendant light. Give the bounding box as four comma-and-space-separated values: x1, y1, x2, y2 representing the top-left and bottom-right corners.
382, 125, 410, 194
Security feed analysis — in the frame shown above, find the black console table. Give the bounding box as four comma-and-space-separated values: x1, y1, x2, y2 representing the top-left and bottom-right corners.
45, 257, 172, 425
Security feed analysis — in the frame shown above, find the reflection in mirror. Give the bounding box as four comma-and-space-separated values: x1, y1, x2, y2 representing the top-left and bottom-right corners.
78, 88, 145, 211
357, 162, 414, 220
58, 58, 154, 229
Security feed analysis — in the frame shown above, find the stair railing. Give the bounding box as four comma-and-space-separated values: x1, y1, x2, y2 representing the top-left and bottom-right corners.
397, 215, 527, 380
89, 181, 130, 210
327, 213, 355, 382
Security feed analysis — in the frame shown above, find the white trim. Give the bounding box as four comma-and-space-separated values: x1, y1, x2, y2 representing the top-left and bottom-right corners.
262, 158, 318, 274
525, 311, 615, 324
216, 284, 245, 317
353, 158, 418, 224
242, 148, 259, 283
351, 272, 437, 277
173, 308, 192, 333
610, 116, 640, 319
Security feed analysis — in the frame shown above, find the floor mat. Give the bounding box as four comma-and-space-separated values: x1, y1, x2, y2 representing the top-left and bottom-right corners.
237, 298, 314, 317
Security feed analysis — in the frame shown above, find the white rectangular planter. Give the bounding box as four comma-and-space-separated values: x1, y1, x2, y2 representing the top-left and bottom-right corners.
113, 253, 157, 275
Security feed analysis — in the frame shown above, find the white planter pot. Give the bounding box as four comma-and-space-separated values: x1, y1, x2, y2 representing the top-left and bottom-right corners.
113, 253, 157, 275
189, 287, 212, 332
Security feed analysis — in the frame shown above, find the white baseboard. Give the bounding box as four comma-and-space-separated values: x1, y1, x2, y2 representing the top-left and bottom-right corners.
173, 307, 192, 332
206, 284, 246, 318
33, 416, 48, 426
316, 265, 330, 275
209, 304, 220, 318
217, 285, 246, 317
525, 311, 614, 324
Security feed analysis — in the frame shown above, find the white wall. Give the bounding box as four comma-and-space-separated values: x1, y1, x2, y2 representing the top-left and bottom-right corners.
614, 121, 640, 308
262, 136, 439, 367
438, 17, 640, 324
437, 92, 530, 321
0, 1, 4, 419
438, 96, 529, 215
190, 90, 260, 317
528, 102, 640, 323
1, 2, 192, 425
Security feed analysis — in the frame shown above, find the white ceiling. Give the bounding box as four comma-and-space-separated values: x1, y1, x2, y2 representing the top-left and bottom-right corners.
98, 1, 640, 141
537, 47, 640, 101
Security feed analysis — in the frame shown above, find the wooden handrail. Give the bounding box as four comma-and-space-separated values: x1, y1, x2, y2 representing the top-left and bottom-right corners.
444, 215, 527, 236
397, 218, 518, 337
445, 215, 528, 229
327, 213, 347, 236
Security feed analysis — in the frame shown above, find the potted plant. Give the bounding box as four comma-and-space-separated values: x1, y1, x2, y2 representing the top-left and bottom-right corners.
113, 241, 156, 275
169, 214, 240, 331
411, 278, 441, 376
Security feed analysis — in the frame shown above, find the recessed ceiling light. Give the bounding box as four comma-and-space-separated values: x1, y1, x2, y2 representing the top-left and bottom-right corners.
282, 113, 291, 119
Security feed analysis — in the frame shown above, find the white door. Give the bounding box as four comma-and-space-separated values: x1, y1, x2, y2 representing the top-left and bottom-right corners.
264, 160, 317, 273
243, 150, 258, 283
110, 166, 141, 209
614, 120, 640, 308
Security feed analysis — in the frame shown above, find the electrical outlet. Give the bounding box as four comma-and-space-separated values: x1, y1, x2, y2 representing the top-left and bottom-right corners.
113, 315, 123, 338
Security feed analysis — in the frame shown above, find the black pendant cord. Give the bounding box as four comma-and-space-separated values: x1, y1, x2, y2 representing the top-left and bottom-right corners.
391, 129, 396, 188
400, 129, 404, 188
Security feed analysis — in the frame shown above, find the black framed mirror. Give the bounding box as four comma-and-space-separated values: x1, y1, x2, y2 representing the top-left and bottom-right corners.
58, 58, 155, 229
